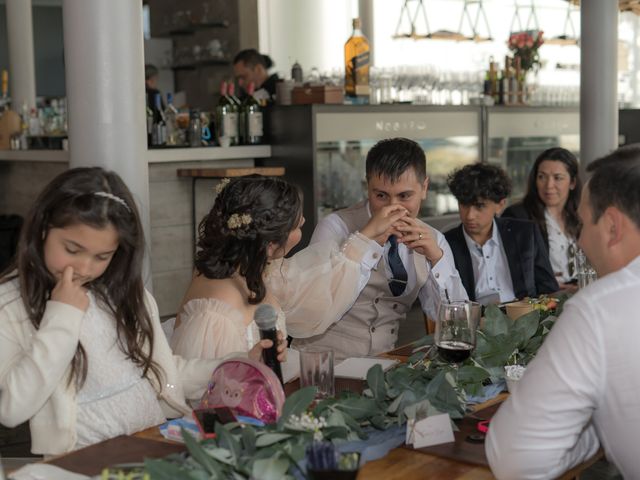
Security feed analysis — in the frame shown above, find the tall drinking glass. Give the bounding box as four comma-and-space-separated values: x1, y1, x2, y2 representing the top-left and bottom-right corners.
435, 301, 476, 363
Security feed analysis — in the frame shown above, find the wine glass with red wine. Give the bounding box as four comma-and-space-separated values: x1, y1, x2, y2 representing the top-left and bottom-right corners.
435, 301, 477, 364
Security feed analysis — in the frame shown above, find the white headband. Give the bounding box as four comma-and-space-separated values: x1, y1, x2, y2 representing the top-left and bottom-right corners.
94, 192, 131, 212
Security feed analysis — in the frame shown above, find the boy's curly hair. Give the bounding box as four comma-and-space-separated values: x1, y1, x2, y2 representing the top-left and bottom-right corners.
447, 163, 512, 205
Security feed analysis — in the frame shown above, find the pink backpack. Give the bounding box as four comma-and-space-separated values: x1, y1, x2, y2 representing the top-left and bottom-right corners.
199, 358, 285, 424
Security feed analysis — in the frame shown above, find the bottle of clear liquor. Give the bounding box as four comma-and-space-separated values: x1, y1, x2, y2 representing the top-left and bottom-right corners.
164, 93, 179, 146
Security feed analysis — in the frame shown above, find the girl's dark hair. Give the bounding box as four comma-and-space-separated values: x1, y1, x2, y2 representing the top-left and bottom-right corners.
233, 49, 274, 70
0, 167, 162, 388
195, 176, 302, 304
522, 147, 582, 241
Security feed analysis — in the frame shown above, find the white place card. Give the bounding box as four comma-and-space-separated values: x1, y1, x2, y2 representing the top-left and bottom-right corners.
408, 413, 455, 449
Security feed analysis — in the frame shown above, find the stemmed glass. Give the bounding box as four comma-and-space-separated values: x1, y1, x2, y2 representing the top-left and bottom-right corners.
435, 301, 479, 364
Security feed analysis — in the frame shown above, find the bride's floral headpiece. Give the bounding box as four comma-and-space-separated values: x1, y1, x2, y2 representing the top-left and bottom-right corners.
214, 178, 231, 195
227, 213, 252, 230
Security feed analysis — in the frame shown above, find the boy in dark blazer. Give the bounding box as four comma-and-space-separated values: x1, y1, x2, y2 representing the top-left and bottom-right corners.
445, 163, 558, 304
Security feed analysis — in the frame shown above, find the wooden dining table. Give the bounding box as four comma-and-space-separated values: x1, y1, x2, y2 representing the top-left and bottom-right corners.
41, 344, 604, 480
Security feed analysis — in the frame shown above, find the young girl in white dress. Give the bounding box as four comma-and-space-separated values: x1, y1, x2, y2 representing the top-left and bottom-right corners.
171, 176, 373, 360
0, 168, 228, 456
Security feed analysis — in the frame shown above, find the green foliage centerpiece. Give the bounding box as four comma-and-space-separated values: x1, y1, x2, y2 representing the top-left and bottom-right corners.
145, 294, 569, 479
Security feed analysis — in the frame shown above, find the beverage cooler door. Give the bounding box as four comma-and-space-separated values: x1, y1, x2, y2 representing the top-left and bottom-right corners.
487, 108, 579, 201
314, 108, 481, 220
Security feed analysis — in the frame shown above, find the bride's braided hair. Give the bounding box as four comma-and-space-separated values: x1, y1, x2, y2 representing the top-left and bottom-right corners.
195, 175, 302, 304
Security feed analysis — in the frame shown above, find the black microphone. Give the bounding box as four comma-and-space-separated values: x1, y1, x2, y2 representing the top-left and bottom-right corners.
253, 304, 284, 385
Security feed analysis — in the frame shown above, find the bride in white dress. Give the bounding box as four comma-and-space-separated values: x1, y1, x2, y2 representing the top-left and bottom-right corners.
170, 176, 371, 360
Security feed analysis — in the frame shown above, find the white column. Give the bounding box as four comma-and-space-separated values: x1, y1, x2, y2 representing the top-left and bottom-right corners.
63, 0, 152, 287
359, 0, 375, 66
6, 0, 36, 109
580, 0, 618, 168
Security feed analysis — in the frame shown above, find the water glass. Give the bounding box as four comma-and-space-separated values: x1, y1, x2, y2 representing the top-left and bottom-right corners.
575, 249, 597, 289
299, 349, 334, 399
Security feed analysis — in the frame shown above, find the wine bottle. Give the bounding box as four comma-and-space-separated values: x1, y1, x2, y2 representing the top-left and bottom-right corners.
216, 81, 238, 146
344, 18, 370, 101
227, 82, 242, 145
243, 82, 263, 145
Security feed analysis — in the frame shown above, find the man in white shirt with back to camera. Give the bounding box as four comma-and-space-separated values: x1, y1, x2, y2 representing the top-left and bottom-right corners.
291, 137, 467, 361
486, 145, 640, 479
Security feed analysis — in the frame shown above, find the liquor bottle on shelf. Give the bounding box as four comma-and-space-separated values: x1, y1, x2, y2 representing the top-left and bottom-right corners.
19, 103, 29, 150
500, 56, 511, 106
514, 56, 524, 104
507, 57, 517, 105
188, 109, 202, 148
151, 93, 166, 146
344, 17, 370, 102
0, 70, 8, 108
164, 93, 179, 146
489, 60, 499, 104
28, 108, 41, 136
291, 61, 303, 84
242, 82, 263, 145
216, 80, 238, 146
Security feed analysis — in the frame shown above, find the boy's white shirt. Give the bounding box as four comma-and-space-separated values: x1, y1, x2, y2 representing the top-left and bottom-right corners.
0, 277, 222, 455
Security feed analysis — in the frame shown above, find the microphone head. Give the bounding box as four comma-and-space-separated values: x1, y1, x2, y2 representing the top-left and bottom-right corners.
254, 304, 278, 330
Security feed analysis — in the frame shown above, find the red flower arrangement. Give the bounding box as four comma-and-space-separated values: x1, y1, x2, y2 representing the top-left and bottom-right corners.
508, 30, 544, 72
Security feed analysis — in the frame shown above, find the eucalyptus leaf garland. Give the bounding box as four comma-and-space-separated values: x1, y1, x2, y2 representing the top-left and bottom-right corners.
145, 294, 569, 479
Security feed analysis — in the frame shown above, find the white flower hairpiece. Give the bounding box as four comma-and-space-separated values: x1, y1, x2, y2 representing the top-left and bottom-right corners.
227, 213, 252, 230
214, 178, 231, 195
94, 192, 131, 212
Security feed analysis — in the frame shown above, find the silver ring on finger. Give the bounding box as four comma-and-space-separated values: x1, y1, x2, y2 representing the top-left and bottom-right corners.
418, 232, 423, 240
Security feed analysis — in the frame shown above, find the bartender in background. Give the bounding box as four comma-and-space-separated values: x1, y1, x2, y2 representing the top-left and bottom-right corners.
145, 64, 164, 111
232, 49, 280, 103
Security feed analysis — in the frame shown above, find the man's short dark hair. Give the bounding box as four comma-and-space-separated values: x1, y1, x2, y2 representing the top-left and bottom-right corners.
447, 163, 512, 205
365, 138, 426, 182
586, 144, 640, 229
233, 49, 274, 69
144, 64, 159, 81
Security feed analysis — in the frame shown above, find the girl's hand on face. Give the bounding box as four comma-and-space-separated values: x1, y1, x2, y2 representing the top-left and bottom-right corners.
51, 265, 89, 311
248, 330, 288, 363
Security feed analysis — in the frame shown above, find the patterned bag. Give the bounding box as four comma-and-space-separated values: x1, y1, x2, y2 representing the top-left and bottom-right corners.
199, 358, 285, 424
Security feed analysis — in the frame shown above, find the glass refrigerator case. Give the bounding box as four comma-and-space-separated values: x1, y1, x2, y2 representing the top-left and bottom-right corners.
486, 107, 579, 201
265, 105, 481, 246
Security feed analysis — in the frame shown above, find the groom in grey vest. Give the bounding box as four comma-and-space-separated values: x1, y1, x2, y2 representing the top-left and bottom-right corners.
293, 138, 467, 361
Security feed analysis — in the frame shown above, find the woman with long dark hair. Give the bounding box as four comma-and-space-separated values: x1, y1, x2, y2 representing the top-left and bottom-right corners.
0, 167, 220, 455
502, 147, 582, 287
171, 175, 371, 360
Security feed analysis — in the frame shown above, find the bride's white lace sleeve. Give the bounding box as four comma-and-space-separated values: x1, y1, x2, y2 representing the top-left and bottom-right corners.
267, 233, 372, 338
